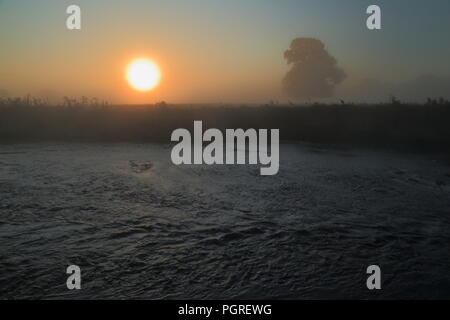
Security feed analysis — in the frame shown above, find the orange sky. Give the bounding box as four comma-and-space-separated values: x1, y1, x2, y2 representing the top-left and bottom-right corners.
1, 1, 450, 104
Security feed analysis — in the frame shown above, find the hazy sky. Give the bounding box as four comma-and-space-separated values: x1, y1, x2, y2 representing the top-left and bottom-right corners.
1, 0, 450, 103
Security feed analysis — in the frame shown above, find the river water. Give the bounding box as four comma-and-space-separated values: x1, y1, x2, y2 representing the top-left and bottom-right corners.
0, 143, 449, 299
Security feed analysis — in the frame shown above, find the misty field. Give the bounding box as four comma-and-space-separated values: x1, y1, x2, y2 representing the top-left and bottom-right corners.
1, 98, 450, 151
1, 98, 450, 299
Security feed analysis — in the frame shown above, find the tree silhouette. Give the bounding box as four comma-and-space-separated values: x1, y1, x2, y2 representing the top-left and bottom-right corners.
282, 38, 346, 100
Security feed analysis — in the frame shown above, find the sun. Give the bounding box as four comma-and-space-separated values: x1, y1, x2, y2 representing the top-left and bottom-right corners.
126, 59, 161, 91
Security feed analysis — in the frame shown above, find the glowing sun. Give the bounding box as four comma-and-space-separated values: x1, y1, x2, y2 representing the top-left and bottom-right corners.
126, 59, 160, 91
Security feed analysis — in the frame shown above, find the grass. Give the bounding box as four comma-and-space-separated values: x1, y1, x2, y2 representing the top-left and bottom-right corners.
1, 96, 450, 151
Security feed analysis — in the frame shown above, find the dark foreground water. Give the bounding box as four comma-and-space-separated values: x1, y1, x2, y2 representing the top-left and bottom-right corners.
0, 143, 449, 299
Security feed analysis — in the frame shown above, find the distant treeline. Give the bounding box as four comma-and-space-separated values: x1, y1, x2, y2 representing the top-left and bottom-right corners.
1, 97, 450, 151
